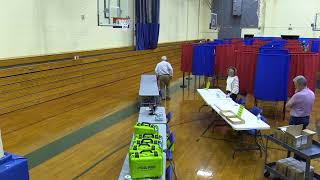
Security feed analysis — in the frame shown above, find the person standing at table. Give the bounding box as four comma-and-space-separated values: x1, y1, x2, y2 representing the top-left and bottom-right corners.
226, 67, 239, 101
155, 56, 173, 100
286, 75, 315, 129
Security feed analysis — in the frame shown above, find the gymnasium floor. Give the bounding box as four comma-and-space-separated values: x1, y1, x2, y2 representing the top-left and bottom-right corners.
9, 77, 320, 179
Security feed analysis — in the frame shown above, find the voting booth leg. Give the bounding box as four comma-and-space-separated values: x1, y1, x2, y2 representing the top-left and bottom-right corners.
186, 73, 192, 80
283, 101, 286, 120
194, 76, 197, 92
180, 72, 187, 88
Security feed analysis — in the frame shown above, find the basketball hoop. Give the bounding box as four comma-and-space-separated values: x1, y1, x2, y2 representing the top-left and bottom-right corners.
113, 17, 130, 28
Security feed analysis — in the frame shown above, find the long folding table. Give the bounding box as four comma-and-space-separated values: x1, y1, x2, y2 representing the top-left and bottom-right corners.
138, 107, 167, 124
197, 88, 270, 157
118, 107, 167, 180
139, 75, 160, 107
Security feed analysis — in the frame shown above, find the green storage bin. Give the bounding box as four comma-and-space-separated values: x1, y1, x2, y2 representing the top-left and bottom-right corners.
134, 122, 158, 135
136, 133, 162, 140
133, 137, 163, 149
129, 150, 163, 179
129, 143, 162, 155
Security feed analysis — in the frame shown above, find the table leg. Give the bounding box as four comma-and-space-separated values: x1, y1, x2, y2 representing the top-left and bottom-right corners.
199, 104, 209, 112
194, 76, 197, 92
305, 159, 311, 180
186, 73, 192, 80
180, 72, 187, 88
264, 137, 269, 165
233, 132, 264, 159
283, 101, 286, 121
287, 151, 291, 158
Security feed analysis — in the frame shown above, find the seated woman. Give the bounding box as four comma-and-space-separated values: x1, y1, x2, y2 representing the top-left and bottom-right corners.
226, 67, 239, 101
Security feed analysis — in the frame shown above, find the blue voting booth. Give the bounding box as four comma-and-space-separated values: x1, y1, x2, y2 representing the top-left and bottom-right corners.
0, 152, 29, 180
254, 49, 291, 101
192, 44, 216, 77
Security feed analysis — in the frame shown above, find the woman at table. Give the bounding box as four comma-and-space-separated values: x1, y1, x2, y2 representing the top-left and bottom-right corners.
226, 67, 239, 101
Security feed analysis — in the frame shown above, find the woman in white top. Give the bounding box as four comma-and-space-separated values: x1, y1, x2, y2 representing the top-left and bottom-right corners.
226, 67, 239, 101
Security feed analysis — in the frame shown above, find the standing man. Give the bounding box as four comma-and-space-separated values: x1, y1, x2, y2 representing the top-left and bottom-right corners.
155, 56, 173, 100
286, 75, 315, 129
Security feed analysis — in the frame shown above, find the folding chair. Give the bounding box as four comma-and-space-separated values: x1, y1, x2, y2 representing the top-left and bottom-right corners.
166, 112, 172, 134
166, 165, 173, 180
166, 132, 177, 179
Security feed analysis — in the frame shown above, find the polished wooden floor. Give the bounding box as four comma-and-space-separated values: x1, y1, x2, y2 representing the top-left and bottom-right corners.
28, 77, 320, 180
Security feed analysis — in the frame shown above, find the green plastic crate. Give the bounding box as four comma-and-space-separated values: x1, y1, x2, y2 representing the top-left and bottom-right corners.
134, 122, 158, 135
129, 150, 163, 179
129, 143, 162, 155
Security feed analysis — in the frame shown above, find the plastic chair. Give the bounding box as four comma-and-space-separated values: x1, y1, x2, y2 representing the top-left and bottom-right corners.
166, 112, 172, 123
166, 112, 173, 134
250, 106, 263, 116
235, 97, 246, 105
166, 132, 177, 179
167, 132, 176, 154
166, 165, 173, 180
166, 125, 171, 134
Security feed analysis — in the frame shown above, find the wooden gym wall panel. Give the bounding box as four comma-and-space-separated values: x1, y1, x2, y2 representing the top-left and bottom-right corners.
0, 40, 193, 115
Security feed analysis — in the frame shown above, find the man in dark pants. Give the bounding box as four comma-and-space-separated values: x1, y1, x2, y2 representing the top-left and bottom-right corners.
155, 56, 173, 100
286, 75, 315, 161
286, 75, 315, 129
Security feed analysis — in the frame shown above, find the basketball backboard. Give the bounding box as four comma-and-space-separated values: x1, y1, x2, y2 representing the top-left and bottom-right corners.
210, 13, 218, 29
97, 0, 130, 27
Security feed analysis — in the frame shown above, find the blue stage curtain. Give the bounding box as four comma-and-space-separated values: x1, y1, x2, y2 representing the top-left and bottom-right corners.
135, 0, 160, 50
254, 53, 291, 101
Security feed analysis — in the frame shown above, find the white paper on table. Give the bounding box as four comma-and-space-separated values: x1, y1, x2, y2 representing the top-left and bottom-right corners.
222, 112, 236, 117
0, 130, 4, 158
229, 117, 242, 123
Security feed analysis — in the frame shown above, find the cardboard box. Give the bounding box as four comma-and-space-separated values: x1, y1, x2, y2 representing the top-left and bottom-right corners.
276, 158, 314, 180
276, 159, 288, 176
274, 125, 316, 150
274, 129, 286, 143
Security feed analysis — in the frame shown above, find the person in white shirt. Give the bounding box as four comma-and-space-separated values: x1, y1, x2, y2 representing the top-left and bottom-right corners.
226, 67, 239, 101
155, 56, 173, 100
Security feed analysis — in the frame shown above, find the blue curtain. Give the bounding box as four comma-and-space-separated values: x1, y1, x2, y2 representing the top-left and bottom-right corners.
135, 0, 160, 50
254, 53, 291, 101
192, 45, 204, 76
192, 44, 216, 76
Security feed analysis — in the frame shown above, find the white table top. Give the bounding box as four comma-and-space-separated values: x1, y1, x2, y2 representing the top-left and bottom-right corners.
139, 75, 159, 97
198, 89, 270, 131
138, 107, 167, 124
197, 89, 231, 105
118, 124, 167, 180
